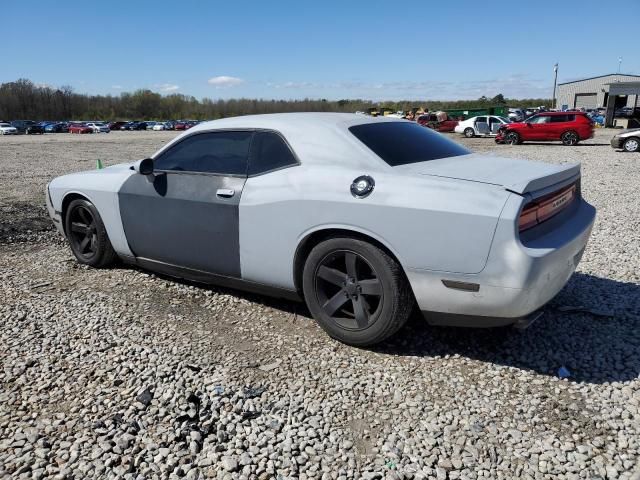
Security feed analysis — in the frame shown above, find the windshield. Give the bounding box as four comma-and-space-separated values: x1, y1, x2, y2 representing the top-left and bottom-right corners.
349, 121, 470, 166
498, 116, 511, 123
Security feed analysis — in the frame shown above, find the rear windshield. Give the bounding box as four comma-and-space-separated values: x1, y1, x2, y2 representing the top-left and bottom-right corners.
349, 121, 470, 166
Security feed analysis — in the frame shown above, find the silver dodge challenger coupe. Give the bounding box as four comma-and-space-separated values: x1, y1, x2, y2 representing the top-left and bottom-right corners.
46, 113, 596, 346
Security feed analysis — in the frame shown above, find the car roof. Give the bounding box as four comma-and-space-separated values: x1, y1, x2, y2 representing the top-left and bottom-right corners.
537, 111, 585, 116
157, 113, 405, 169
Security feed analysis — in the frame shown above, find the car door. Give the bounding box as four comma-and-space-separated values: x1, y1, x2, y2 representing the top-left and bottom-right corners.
475, 116, 490, 135
549, 114, 569, 140
524, 114, 551, 140
118, 130, 253, 277
489, 116, 502, 135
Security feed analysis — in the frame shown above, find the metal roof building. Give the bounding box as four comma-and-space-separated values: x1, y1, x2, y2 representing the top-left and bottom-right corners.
556, 73, 640, 110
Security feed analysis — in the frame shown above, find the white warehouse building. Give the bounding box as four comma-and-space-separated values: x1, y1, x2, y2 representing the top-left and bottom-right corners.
556, 73, 640, 110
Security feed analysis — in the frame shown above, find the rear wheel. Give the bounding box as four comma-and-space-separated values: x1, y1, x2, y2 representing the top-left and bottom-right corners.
302, 237, 413, 346
561, 131, 579, 146
464, 128, 475, 138
623, 137, 639, 152
65, 199, 117, 268
505, 131, 521, 145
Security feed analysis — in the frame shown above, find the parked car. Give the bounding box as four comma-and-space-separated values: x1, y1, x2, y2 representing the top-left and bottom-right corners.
85, 122, 111, 133
610, 128, 640, 152
108, 121, 128, 131
45, 122, 69, 133
495, 112, 594, 146
508, 108, 525, 122
454, 115, 510, 138
416, 113, 458, 132
121, 121, 141, 130
174, 121, 189, 131
614, 107, 639, 118
0, 122, 18, 135
11, 120, 44, 134
163, 121, 176, 131
152, 122, 166, 131
145, 122, 159, 130
45, 113, 595, 346
68, 123, 93, 134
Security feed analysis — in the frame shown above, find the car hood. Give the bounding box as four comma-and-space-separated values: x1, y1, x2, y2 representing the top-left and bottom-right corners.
616, 128, 640, 137
394, 153, 580, 194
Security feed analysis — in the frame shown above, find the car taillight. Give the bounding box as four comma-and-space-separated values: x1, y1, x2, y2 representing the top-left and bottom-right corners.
518, 183, 577, 232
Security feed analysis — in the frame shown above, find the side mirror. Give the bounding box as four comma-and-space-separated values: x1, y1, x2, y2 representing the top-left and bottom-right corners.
134, 158, 154, 175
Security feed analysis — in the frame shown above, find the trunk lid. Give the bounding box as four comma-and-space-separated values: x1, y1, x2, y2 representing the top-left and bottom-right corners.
394, 153, 580, 194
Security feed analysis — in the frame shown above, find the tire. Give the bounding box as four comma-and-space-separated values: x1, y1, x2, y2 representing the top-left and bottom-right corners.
302, 236, 414, 346
623, 137, 640, 153
64, 199, 117, 268
505, 131, 521, 145
561, 131, 579, 146
464, 128, 475, 138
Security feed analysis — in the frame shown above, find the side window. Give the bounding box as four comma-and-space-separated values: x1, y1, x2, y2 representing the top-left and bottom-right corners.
550, 115, 568, 123
476, 116, 487, 123
529, 115, 550, 124
489, 116, 500, 124
154, 131, 253, 175
247, 131, 298, 176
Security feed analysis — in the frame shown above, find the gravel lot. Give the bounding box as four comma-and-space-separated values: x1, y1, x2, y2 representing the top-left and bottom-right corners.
1, 129, 639, 480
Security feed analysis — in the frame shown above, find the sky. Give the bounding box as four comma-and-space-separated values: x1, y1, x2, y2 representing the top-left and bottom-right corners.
2, 1, 639, 101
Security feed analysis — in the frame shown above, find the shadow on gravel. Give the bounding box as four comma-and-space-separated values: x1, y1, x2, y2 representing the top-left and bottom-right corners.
376, 273, 640, 385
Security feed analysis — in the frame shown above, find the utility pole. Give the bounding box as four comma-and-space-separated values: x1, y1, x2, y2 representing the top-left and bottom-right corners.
618, 56, 622, 73
552, 63, 559, 110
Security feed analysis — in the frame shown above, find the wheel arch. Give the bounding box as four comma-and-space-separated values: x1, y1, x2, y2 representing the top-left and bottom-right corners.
60, 192, 93, 234
292, 227, 411, 298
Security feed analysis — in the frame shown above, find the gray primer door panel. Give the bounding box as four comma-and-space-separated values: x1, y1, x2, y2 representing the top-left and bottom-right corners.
119, 173, 246, 277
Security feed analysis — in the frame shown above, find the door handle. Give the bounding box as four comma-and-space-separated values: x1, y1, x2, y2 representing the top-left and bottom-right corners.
216, 188, 235, 198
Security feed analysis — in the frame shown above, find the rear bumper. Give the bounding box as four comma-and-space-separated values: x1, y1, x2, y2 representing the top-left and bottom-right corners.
407, 196, 596, 327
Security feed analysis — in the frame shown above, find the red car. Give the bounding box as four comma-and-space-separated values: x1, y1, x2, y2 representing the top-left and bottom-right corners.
416, 113, 458, 132
68, 123, 93, 134
495, 112, 594, 146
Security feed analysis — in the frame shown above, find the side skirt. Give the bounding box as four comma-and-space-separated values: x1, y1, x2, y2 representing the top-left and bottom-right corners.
121, 256, 301, 302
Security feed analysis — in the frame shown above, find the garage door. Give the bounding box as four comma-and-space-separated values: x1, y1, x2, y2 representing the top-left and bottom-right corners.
574, 93, 597, 109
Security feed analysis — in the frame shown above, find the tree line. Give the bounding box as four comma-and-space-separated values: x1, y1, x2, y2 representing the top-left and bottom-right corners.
0, 79, 552, 121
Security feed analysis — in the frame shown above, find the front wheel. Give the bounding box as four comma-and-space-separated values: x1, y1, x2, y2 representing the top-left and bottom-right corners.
561, 131, 579, 146
464, 128, 475, 138
302, 237, 414, 346
65, 199, 117, 268
623, 137, 639, 152
505, 131, 521, 145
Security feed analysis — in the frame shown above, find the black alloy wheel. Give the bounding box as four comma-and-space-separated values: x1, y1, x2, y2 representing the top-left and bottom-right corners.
464, 128, 475, 138
314, 249, 383, 331
68, 203, 99, 261
65, 199, 117, 267
302, 237, 413, 346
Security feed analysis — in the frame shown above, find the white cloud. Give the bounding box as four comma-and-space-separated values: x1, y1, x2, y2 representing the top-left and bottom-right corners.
207, 76, 244, 88
154, 83, 179, 92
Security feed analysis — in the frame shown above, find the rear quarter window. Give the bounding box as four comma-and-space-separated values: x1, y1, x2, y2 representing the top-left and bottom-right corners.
349, 121, 470, 166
